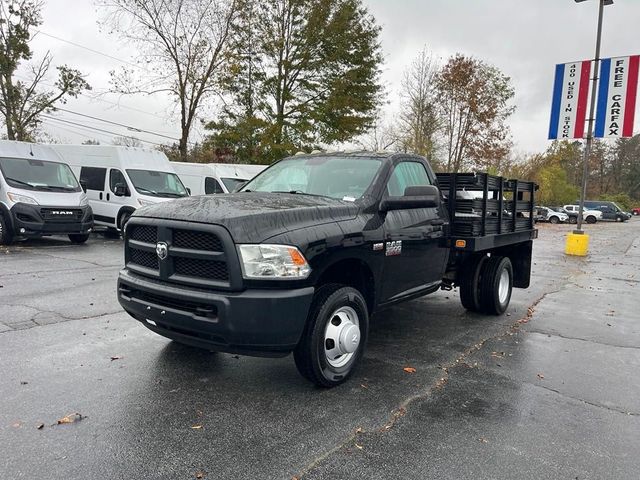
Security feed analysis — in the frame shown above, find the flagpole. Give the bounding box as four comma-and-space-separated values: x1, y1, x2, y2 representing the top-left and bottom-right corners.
576, 0, 605, 232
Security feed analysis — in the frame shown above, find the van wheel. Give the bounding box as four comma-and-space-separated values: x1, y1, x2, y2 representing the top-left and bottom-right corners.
586, 215, 596, 224
479, 256, 513, 316
459, 255, 487, 312
0, 214, 14, 245
294, 284, 368, 387
569, 216, 577, 224
549, 216, 559, 224
118, 211, 132, 231
68, 233, 90, 244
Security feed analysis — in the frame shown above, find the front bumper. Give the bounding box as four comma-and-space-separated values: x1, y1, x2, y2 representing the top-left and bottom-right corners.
117, 269, 315, 357
10, 203, 93, 237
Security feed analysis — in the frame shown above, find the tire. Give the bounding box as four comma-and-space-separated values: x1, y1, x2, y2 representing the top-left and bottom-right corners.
0, 213, 14, 245
549, 216, 559, 224
479, 256, 513, 316
586, 215, 596, 224
118, 211, 132, 231
569, 216, 577, 224
294, 284, 368, 388
459, 255, 488, 312
68, 233, 90, 244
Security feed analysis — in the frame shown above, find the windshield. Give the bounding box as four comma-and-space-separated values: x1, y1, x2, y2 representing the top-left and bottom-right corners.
126, 169, 188, 198
241, 156, 382, 200
0, 157, 81, 192
221, 177, 248, 193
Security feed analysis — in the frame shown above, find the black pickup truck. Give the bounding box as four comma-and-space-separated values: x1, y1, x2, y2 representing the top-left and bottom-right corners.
117, 152, 537, 387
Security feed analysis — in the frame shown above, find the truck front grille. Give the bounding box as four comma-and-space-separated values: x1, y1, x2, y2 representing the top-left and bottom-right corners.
125, 219, 240, 290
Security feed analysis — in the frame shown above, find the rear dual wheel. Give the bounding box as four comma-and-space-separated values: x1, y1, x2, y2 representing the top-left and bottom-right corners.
459, 255, 513, 315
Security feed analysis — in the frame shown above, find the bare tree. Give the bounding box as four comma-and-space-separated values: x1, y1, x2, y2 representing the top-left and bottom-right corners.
357, 112, 397, 151
0, 1, 90, 141
112, 135, 142, 147
396, 47, 440, 162
99, 0, 238, 161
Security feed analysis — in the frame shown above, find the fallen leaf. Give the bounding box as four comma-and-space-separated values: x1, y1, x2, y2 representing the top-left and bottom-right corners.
537, 373, 545, 380
403, 367, 416, 374
478, 437, 489, 443
191, 425, 203, 430
11, 422, 22, 428
36, 423, 44, 430
354, 443, 363, 450
195, 471, 206, 479
56, 412, 85, 425
355, 427, 364, 434
110, 356, 122, 361
20, 381, 28, 385
491, 351, 505, 358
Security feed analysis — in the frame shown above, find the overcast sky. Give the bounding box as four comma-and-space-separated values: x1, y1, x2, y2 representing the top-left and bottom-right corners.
28, 0, 640, 155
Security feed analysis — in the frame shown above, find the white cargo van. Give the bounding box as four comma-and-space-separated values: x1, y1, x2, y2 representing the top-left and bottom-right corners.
171, 162, 266, 196
0, 141, 93, 245
50, 145, 189, 232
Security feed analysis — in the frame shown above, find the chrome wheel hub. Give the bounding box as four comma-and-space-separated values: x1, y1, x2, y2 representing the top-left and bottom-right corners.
498, 269, 510, 304
324, 306, 360, 368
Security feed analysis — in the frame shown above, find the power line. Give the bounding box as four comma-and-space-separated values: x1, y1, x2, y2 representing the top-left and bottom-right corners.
41, 114, 164, 146
35, 30, 152, 74
54, 107, 180, 141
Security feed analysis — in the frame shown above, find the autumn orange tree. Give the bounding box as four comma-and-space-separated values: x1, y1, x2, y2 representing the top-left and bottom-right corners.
435, 54, 515, 172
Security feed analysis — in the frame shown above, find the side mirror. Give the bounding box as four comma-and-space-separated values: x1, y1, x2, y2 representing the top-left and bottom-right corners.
379, 185, 440, 212
80, 180, 87, 192
186, 187, 191, 195
114, 183, 127, 197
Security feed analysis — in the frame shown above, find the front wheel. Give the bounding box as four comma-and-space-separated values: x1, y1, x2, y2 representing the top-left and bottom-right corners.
586, 215, 597, 224
68, 233, 90, 244
0, 214, 14, 245
549, 216, 559, 224
294, 285, 368, 387
479, 256, 513, 315
569, 216, 577, 224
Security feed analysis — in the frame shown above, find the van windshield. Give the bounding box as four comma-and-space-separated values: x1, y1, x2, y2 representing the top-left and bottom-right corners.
0, 157, 81, 192
221, 177, 248, 193
240, 156, 382, 200
126, 169, 188, 198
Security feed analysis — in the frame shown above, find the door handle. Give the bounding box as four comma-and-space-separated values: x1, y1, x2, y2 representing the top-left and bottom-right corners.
99, 192, 103, 200
107, 193, 110, 201
431, 219, 445, 226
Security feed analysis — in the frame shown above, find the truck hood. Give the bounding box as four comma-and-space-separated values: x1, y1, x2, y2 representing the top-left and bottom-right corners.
133, 192, 360, 243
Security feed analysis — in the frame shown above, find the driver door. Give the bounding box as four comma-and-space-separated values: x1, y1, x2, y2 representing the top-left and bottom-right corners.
380, 160, 448, 303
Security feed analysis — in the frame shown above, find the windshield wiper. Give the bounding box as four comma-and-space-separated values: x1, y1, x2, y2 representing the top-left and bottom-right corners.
157, 192, 186, 197
5, 177, 34, 188
136, 187, 158, 195
272, 190, 328, 198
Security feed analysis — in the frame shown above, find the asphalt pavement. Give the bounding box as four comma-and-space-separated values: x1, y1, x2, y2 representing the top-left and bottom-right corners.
1, 220, 639, 479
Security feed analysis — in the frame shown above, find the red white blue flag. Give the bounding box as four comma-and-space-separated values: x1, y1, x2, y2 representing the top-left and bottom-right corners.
595, 55, 640, 138
548, 61, 591, 140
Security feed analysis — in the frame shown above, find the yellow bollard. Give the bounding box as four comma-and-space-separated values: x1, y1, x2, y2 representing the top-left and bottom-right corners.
565, 231, 589, 256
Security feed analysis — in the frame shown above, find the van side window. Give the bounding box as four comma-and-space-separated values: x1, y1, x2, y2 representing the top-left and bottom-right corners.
80, 167, 106, 191
387, 161, 431, 197
109, 169, 127, 194
205, 177, 224, 194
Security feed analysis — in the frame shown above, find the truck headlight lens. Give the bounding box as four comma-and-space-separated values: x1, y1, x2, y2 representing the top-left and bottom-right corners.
79, 194, 89, 206
7, 192, 38, 205
138, 198, 156, 207
238, 244, 311, 279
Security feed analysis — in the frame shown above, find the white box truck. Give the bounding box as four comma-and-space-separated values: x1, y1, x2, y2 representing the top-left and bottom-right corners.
50, 145, 189, 232
0, 140, 93, 245
171, 162, 266, 195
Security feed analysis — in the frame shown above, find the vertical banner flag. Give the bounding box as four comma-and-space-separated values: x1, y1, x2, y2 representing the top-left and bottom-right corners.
595, 55, 640, 138
549, 60, 592, 140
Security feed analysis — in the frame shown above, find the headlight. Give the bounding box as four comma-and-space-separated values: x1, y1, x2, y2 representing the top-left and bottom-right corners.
79, 194, 89, 206
238, 244, 311, 279
138, 198, 156, 207
7, 192, 38, 205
